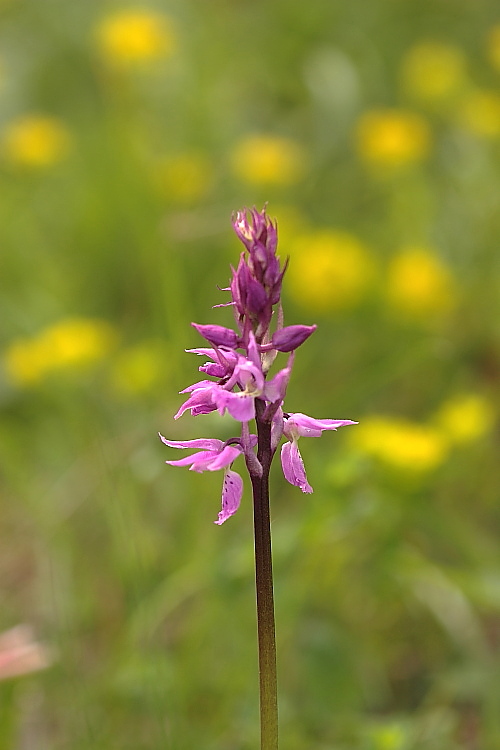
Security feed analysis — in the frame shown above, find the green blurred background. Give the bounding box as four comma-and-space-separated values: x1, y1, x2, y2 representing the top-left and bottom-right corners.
1, 0, 500, 747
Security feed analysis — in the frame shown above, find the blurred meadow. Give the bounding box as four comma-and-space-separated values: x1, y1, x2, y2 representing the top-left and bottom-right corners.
1, 0, 500, 747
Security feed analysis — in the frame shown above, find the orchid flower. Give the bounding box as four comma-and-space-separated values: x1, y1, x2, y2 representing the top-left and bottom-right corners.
159, 434, 257, 524
161, 207, 357, 523
280, 413, 358, 493
159, 206, 358, 748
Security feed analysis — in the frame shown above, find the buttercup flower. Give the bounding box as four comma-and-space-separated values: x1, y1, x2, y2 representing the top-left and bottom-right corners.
386, 247, 457, 318
4, 318, 117, 387
2, 115, 71, 168
230, 135, 305, 185
160, 207, 357, 523
400, 42, 467, 102
95, 10, 175, 66
288, 229, 374, 311
353, 416, 447, 472
356, 109, 431, 167
435, 394, 495, 444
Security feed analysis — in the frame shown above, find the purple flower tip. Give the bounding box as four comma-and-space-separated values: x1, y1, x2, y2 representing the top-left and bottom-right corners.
271, 324, 317, 352
191, 323, 240, 349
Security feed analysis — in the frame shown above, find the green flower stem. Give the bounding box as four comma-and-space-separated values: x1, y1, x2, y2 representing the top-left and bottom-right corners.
250, 399, 278, 750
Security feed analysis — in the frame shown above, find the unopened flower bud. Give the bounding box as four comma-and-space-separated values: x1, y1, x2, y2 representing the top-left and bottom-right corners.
192, 323, 239, 348
271, 324, 317, 352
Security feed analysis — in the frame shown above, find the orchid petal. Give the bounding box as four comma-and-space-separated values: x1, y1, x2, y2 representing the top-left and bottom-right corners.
180, 380, 215, 394
214, 469, 243, 524
224, 392, 256, 422
281, 440, 313, 493
205, 444, 242, 470
165, 450, 219, 469
174, 388, 216, 419
264, 353, 294, 403
158, 434, 224, 451
284, 413, 358, 438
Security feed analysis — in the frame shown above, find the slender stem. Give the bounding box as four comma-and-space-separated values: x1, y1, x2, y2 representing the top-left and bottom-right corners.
250, 400, 278, 750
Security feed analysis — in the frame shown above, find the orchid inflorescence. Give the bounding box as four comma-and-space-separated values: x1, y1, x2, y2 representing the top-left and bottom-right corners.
160, 207, 357, 524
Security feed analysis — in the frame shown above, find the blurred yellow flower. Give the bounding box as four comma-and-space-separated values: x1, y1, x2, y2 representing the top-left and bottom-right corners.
486, 25, 500, 72
370, 722, 407, 750
4, 318, 117, 386
2, 115, 71, 167
355, 109, 431, 167
386, 247, 457, 317
156, 152, 212, 203
230, 134, 305, 185
400, 41, 467, 102
459, 89, 500, 138
110, 341, 167, 396
4, 339, 50, 385
95, 9, 175, 66
287, 230, 374, 311
353, 416, 448, 472
436, 394, 495, 444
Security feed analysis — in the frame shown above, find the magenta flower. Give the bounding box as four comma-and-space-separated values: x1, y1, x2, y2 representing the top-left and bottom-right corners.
280, 413, 358, 493
160, 206, 357, 523
159, 434, 257, 524
159, 206, 358, 746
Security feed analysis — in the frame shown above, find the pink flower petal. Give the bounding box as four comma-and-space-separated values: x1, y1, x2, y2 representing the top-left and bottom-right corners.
165, 450, 219, 470
281, 440, 313, 493
224, 392, 256, 422
158, 434, 224, 451
205, 444, 242, 470
285, 413, 357, 438
174, 387, 216, 419
214, 469, 243, 524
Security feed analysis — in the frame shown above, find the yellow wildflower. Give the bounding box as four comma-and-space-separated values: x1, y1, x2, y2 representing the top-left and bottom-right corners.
353, 416, 448, 472
230, 134, 305, 185
436, 394, 495, 445
3, 339, 50, 386
369, 722, 408, 750
110, 341, 167, 396
4, 318, 117, 387
287, 230, 374, 311
156, 152, 212, 204
2, 115, 70, 167
459, 89, 500, 138
95, 9, 175, 66
400, 41, 467, 102
355, 109, 431, 167
386, 247, 457, 317
40, 318, 117, 369
486, 25, 500, 72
